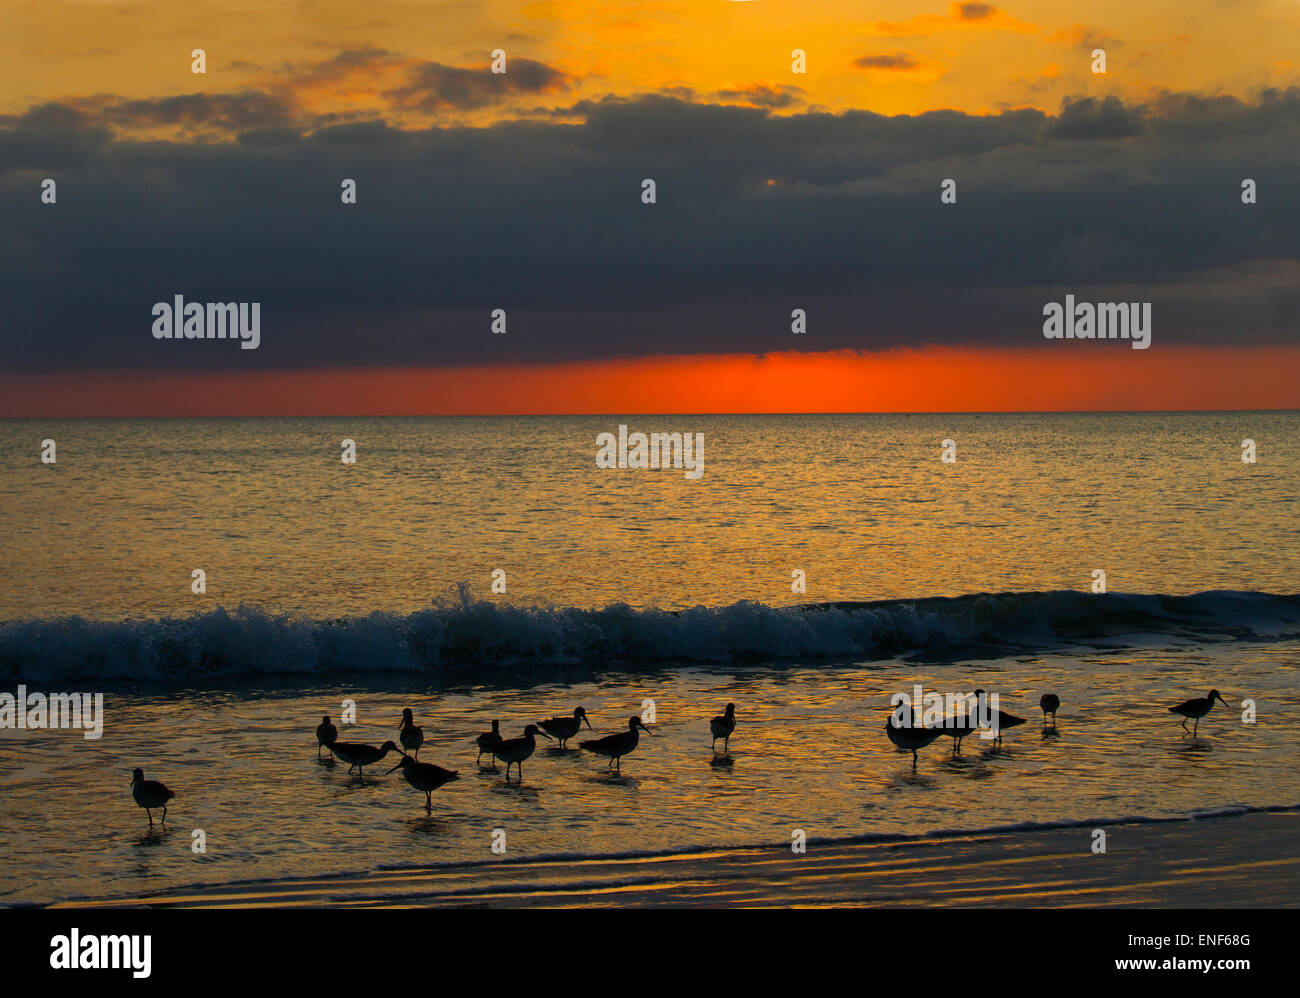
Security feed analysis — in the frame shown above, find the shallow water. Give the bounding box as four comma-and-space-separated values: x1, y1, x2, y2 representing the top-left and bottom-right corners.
1, 639, 1296, 905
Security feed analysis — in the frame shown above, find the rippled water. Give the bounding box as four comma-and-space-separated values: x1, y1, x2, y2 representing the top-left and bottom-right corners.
0, 414, 1296, 904
1, 413, 1297, 618
1, 639, 1296, 905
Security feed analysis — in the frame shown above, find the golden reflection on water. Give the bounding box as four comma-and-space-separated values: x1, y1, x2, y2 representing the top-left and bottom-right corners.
1, 413, 1296, 618
1, 642, 1297, 904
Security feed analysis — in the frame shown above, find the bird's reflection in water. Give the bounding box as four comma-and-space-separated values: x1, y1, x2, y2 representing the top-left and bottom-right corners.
492, 781, 541, 803
405, 815, 455, 837
887, 768, 937, 789
592, 773, 639, 788
336, 777, 381, 793
709, 754, 734, 770
1041, 725, 1061, 741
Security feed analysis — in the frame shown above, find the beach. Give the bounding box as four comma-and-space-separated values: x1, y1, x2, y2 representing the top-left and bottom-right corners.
50, 809, 1300, 908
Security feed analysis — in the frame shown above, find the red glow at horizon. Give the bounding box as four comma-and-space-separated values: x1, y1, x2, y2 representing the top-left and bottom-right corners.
3, 346, 1298, 416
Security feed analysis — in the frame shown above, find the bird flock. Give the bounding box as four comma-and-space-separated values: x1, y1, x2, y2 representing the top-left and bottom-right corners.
128, 688, 1232, 825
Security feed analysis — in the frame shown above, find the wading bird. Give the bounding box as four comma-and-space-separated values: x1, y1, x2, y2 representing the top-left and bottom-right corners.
1039, 693, 1061, 726
475, 720, 503, 766
539, 707, 592, 748
316, 715, 338, 759
330, 740, 403, 777
496, 724, 551, 782
130, 768, 175, 827
580, 716, 652, 773
938, 699, 978, 757
710, 703, 737, 753
973, 689, 1026, 749
398, 708, 424, 759
387, 756, 459, 812
884, 702, 944, 770
1169, 689, 1229, 736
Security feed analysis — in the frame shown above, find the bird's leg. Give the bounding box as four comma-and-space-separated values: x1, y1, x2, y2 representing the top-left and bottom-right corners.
425, 792, 432, 812
146, 808, 153, 826
911, 750, 918, 771
162, 805, 168, 823
1193, 718, 1199, 737
1181, 718, 1189, 734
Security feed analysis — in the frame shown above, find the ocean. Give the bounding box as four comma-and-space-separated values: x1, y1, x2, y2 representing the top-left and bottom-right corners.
0, 413, 1297, 905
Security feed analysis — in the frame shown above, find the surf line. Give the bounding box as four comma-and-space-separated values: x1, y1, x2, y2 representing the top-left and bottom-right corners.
596, 424, 705, 480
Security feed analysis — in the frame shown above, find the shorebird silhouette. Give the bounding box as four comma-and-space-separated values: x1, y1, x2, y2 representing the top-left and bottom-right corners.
710, 703, 737, 753
398, 708, 424, 759
1039, 693, 1061, 726
580, 716, 652, 773
475, 719, 503, 766
938, 696, 978, 757
131, 768, 175, 827
330, 740, 402, 777
1169, 689, 1229, 736
973, 689, 1026, 749
539, 707, 592, 748
387, 756, 459, 811
496, 724, 551, 782
884, 702, 943, 770
316, 715, 338, 759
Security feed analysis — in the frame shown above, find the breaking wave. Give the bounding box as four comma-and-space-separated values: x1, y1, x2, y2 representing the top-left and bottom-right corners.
2, 587, 1297, 682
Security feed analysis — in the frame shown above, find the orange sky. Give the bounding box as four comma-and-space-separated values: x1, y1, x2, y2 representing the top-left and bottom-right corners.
5, 1, 1299, 127
5, 346, 1297, 416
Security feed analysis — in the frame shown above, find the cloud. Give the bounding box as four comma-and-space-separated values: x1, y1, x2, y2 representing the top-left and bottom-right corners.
385, 58, 573, 112
709, 84, 807, 109
1, 88, 1297, 374
866, 2, 1036, 38
851, 53, 945, 80
853, 54, 922, 71
38, 50, 577, 138
1043, 96, 1145, 139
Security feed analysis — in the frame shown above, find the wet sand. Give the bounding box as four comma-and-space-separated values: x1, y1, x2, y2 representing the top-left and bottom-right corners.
50, 808, 1300, 909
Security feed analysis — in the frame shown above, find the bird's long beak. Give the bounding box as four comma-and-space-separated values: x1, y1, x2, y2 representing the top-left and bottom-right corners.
538, 730, 553, 740
584, 716, 593, 729
386, 762, 403, 774
642, 725, 654, 735
1217, 693, 1230, 706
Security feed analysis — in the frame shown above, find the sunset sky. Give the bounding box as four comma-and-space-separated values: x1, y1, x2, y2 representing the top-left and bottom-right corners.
2, 0, 1298, 414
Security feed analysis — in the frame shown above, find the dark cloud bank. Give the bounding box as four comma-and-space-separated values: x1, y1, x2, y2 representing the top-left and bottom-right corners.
1, 87, 1298, 373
